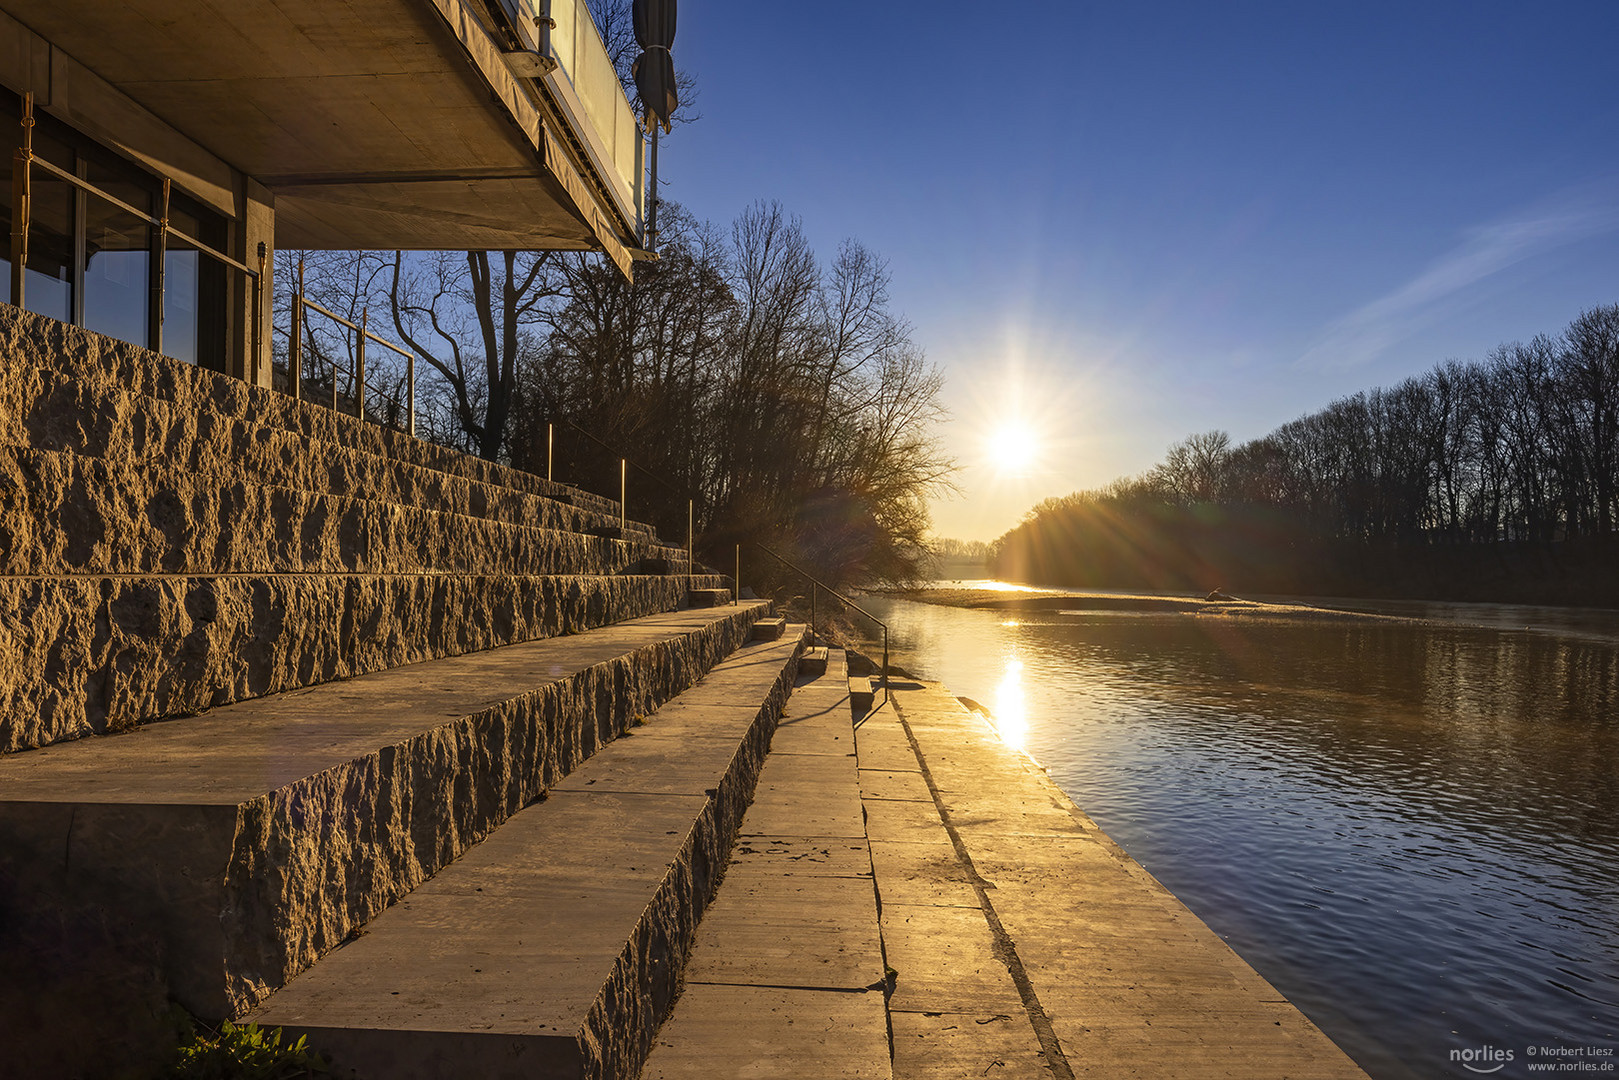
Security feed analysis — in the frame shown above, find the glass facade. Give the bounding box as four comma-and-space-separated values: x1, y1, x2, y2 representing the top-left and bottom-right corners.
0, 92, 228, 369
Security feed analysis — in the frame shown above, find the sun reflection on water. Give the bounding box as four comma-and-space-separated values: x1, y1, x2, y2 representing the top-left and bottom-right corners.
994, 657, 1029, 750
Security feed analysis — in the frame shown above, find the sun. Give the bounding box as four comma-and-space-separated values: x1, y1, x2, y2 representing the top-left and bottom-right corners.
987, 424, 1039, 474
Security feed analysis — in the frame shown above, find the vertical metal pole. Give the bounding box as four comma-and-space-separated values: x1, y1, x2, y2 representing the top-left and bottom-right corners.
734, 544, 740, 606
356, 307, 367, 422
408, 353, 415, 437
547, 422, 554, 481
619, 458, 626, 531
291, 259, 304, 400
647, 123, 660, 252
253, 242, 266, 386
686, 499, 694, 589
152, 178, 169, 355
811, 582, 818, 647
11, 91, 34, 309
883, 627, 890, 709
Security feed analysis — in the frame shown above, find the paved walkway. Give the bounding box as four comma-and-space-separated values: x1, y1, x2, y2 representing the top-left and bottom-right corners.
648, 660, 1371, 1079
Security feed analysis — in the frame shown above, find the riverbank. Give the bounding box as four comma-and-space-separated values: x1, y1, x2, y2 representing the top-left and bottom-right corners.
645, 651, 1370, 1078
874, 584, 1413, 624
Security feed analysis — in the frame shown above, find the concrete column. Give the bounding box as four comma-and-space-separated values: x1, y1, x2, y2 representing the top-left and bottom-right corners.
230, 177, 274, 388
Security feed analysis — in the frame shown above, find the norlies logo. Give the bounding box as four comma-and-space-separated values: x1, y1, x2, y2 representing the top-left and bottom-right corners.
1452, 1045, 1515, 1074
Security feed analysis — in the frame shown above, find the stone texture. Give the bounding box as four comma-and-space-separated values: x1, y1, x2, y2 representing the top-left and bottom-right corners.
0, 306, 626, 523
0, 605, 775, 1019
250, 631, 805, 1079
0, 572, 733, 752
887, 683, 1371, 1080
0, 444, 690, 577
643, 650, 892, 1080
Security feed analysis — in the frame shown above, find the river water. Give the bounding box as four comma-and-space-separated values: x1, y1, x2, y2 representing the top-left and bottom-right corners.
857, 585, 1619, 1080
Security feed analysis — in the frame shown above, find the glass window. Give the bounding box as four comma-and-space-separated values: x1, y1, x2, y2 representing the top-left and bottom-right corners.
0, 91, 230, 370
0, 116, 76, 324
82, 155, 151, 350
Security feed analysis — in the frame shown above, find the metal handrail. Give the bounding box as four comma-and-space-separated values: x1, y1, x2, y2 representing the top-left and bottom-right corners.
545, 419, 696, 587
543, 422, 888, 710
9, 92, 265, 366
290, 259, 416, 437
754, 542, 890, 713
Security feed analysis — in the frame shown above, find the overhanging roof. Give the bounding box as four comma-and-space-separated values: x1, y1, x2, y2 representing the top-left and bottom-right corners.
1, 0, 639, 274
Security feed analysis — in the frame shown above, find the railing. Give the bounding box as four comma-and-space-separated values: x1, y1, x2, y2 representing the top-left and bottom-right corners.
545, 419, 696, 585
8, 92, 264, 364
504, 0, 643, 228
288, 258, 417, 437
753, 543, 890, 713
541, 420, 891, 710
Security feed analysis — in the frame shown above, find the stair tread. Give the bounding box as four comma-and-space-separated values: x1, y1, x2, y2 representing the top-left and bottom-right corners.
644, 649, 891, 1079
0, 603, 770, 1019
251, 631, 808, 1074
0, 605, 757, 805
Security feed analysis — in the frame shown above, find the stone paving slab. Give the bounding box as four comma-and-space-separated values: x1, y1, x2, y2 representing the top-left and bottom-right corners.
251, 629, 805, 1080
643, 985, 889, 1080
0, 603, 769, 1018
890, 1010, 1053, 1080
888, 682, 1370, 1080
643, 649, 893, 1079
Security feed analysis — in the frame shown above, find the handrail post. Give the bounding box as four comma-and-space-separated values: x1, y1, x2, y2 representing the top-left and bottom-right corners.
407, 352, 416, 437
734, 544, 739, 606
10, 91, 32, 309
253, 242, 265, 386
619, 458, 626, 531
883, 627, 890, 709
356, 307, 367, 422
811, 582, 818, 647
153, 178, 169, 355
291, 259, 304, 400
547, 422, 554, 481
686, 499, 694, 590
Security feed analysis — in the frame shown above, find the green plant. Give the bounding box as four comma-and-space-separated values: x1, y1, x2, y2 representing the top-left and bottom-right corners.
168, 1020, 330, 1079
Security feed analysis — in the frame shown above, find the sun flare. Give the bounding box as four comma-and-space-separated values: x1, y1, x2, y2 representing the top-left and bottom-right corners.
988, 424, 1039, 474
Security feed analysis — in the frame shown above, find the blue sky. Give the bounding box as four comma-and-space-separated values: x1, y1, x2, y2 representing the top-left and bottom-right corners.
661, 1, 1619, 541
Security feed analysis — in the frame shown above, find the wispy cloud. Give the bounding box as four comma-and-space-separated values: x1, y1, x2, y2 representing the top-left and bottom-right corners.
1298, 180, 1619, 370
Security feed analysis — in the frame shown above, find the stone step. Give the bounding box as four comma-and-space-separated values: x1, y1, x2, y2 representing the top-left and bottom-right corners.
687, 587, 731, 608
0, 307, 628, 523
643, 648, 892, 1079
0, 444, 690, 579
250, 627, 811, 1080
0, 603, 774, 1024
0, 571, 734, 752
750, 616, 787, 642
799, 646, 830, 677
5, 370, 660, 545
848, 675, 875, 717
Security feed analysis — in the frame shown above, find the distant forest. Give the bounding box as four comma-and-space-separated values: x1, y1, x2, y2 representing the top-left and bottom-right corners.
992, 305, 1619, 606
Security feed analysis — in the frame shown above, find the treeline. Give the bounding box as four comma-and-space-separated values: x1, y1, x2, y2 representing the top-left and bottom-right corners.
992, 305, 1619, 605
273, 201, 951, 589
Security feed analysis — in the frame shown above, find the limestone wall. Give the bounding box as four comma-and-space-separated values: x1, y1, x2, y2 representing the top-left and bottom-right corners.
0, 307, 728, 752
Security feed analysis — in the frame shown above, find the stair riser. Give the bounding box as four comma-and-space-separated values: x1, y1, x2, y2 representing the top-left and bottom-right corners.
285, 633, 805, 1080
580, 646, 800, 1080
0, 306, 625, 520
6, 377, 655, 542
0, 607, 770, 1020
2, 447, 689, 578
0, 573, 732, 752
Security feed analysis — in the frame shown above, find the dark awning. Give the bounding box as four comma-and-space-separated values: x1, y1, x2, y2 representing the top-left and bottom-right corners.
631, 0, 678, 133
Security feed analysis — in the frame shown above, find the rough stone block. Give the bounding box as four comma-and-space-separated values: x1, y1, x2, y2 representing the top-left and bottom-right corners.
750, 616, 786, 642
0, 605, 773, 1018
0, 572, 733, 752
249, 632, 803, 1078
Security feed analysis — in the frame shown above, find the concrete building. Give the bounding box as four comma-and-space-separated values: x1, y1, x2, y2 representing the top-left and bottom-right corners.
0, 0, 645, 388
